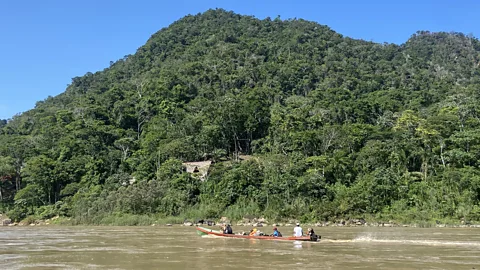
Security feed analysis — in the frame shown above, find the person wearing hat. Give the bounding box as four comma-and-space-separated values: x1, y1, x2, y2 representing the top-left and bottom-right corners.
272, 227, 282, 237
293, 222, 303, 237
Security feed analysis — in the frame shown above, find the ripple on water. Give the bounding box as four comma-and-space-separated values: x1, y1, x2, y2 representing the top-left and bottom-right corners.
1, 226, 480, 269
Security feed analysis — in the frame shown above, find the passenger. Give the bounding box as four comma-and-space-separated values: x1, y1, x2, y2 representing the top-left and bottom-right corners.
307, 227, 318, 241
249, 228, 258, 236
272, 227, 282, 237
293, 222, 303, 237
224, 224, 233, 234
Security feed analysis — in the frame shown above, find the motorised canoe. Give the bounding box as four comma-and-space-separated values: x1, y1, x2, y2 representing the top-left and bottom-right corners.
196, 226, 319, 241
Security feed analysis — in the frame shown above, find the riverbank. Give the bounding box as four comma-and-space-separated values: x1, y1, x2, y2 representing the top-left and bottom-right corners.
2, 213, 480, 229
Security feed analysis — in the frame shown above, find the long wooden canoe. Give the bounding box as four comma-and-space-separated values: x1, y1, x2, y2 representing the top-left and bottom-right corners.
196, 226, 319, 241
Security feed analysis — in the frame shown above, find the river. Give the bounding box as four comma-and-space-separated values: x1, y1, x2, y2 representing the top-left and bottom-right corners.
1, 226, 479, 269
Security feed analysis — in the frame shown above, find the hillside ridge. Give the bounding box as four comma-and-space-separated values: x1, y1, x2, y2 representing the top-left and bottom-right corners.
1, 9, 480, 225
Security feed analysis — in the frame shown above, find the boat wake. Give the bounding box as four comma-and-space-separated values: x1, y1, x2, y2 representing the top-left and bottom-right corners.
321, 239, 355, 243
350, 234, 480, 247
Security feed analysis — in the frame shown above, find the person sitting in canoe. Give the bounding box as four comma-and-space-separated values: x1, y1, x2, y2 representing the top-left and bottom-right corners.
220, 224, 232, 234
271, 227, 282, 237
249, 228, 261, 236
307, 228, 318, 241
224, 224, 233, 234
293, 223, 303, 237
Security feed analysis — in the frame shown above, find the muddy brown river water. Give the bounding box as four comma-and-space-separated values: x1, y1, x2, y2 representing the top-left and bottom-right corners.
0, 226, 479, 269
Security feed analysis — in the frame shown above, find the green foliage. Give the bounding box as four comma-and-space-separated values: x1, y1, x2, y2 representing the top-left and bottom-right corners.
14, 184, 44, 208
1, 9, 480, 224
7, 207, 27, 222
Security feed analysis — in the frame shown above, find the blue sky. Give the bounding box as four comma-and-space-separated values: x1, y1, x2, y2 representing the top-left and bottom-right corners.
1, 0, 478, 120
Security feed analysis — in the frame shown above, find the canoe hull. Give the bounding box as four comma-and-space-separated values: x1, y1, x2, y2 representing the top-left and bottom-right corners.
196, 226, 319, 242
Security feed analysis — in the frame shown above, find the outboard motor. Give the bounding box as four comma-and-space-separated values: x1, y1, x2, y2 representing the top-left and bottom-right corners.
310, 234, 320, 241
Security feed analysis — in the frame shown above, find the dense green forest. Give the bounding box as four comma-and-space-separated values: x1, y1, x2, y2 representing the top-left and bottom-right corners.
1, 9, 480, 225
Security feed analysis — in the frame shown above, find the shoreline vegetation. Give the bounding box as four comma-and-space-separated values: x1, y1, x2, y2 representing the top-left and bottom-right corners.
2, 10, 480, 228
2, 214, 479, 229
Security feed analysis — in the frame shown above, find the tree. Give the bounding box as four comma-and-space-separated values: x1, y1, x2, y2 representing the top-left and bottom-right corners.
0, 156, 15, 201
22, 155, 58, 204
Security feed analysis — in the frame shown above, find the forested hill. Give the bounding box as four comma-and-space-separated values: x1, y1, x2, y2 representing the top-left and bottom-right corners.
2, 9, 480, 224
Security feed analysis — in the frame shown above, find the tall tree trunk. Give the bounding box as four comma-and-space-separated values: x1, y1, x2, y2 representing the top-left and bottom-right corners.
15, 175, 21, 191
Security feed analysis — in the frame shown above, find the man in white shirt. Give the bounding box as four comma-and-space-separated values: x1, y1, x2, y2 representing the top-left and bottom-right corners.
293, 223, 303, 237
